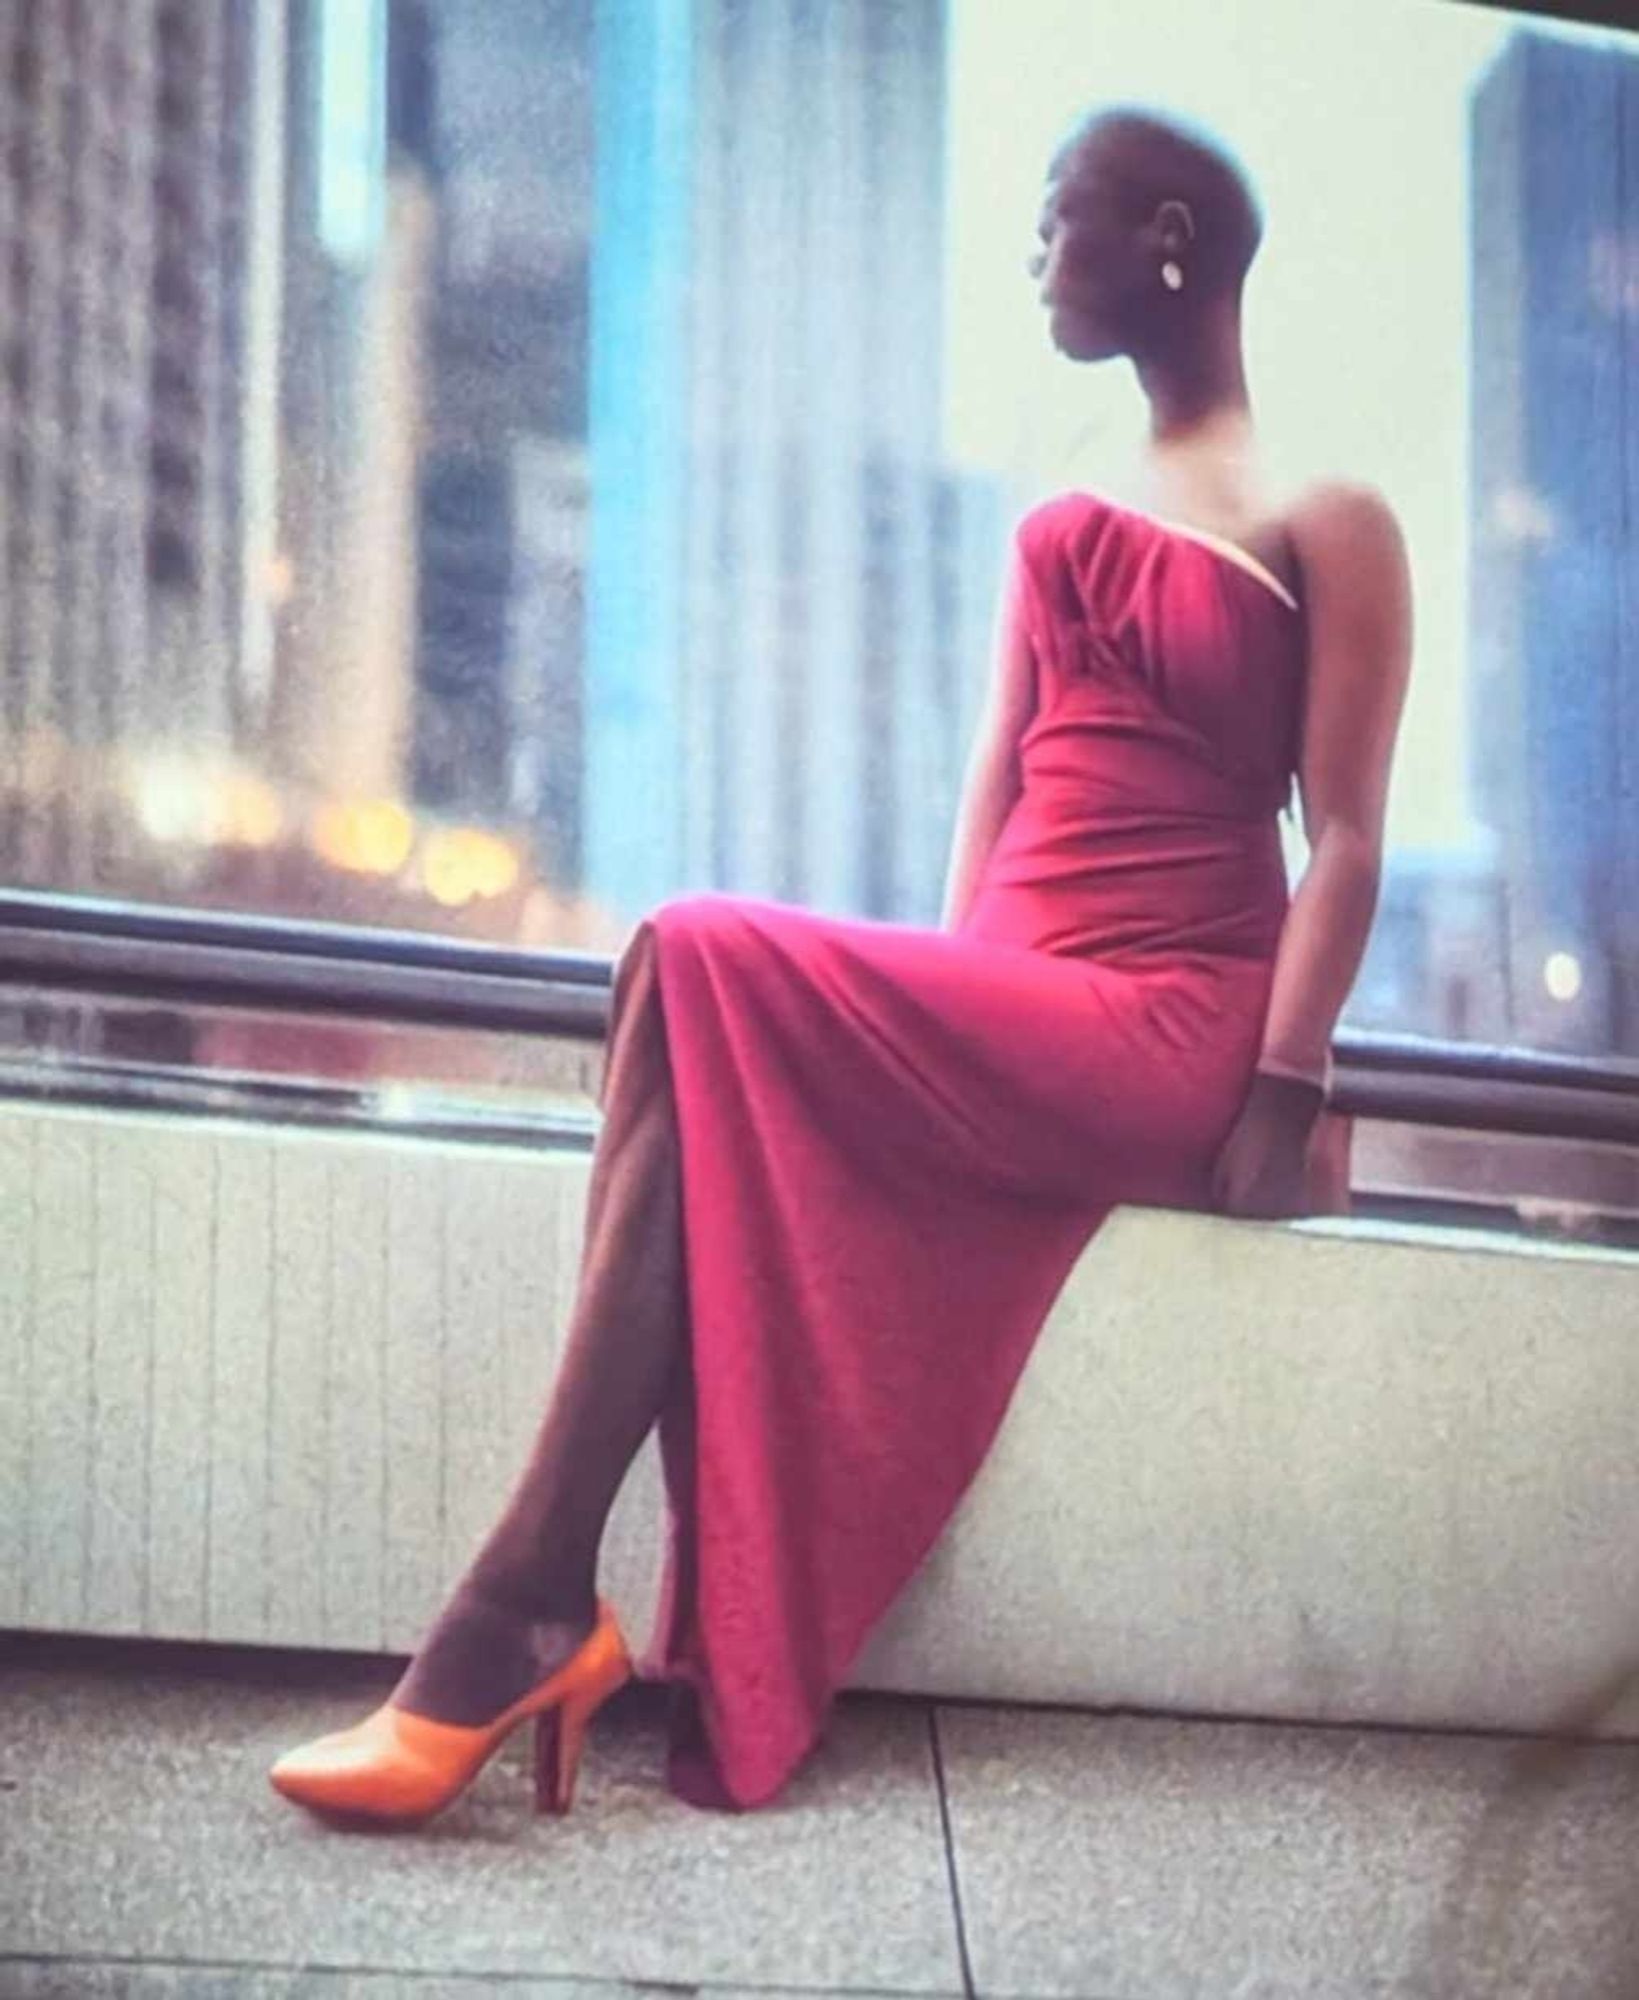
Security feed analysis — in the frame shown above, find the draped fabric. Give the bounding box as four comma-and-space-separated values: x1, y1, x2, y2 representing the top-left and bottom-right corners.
634, 491, 1309, 1810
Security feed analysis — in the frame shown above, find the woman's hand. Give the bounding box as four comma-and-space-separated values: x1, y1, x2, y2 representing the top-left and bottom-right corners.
1209, 1070, 1327, 1220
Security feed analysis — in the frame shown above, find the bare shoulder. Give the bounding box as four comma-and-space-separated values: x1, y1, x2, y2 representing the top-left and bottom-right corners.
1284, 477, 1410, 579
1282, 478, 1413, 715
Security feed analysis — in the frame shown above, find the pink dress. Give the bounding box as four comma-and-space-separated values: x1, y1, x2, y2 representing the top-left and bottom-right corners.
632, 489, 1307, 1809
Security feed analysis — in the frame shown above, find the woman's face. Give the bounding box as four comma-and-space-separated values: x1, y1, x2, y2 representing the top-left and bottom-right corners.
1028, 140, 1152, 362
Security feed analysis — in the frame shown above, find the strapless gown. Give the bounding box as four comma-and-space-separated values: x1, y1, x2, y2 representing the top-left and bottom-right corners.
631, 488, 1308, 1810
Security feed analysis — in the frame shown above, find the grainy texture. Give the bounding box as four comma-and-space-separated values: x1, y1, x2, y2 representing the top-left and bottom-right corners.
6, 1099, 1639, 1758
0, 1656, 961, 1993
940, 1702, 1639, 1998
3, 1105, 666, 1658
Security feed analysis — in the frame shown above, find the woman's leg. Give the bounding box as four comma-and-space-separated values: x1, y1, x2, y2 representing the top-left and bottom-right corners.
391, 918, 688, 1723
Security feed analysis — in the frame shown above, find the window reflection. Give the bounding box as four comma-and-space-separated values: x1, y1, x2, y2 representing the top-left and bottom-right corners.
1, 0, 1636, 1064
0, 986, 602, 1132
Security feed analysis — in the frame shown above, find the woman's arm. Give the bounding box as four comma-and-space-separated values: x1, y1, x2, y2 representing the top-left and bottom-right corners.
1262, 482, 1414, 1075
940, 540, 1038, 932
1211, 481, 1413, 1215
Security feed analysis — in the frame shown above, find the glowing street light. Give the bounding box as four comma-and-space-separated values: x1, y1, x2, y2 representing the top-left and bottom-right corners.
1543, 951, 1583, 1003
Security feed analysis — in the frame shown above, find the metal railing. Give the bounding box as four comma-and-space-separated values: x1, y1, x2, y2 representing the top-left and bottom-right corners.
2, 886, 1637, 1148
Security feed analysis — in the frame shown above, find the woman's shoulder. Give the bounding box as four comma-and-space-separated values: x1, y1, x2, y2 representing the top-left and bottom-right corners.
1284, 479, 1414, 672
1285, 477, 1407, 557
1015, 487, 1100, 529
1283, 478, 1411, 618
1010, 488, 1111, 567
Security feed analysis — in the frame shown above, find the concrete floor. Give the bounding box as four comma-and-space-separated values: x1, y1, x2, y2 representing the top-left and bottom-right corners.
2, 1631, 1638, 1999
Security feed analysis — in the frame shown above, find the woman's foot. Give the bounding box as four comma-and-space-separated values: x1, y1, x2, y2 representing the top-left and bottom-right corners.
270, 1593, 632, 1823
389, 1579, 600, 1727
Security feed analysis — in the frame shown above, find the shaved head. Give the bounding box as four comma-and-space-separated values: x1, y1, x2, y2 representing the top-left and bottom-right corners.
1055, 106, 1264, 299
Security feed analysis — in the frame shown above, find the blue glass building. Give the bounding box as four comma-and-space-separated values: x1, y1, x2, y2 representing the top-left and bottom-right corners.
1469, 28, 1639, 1055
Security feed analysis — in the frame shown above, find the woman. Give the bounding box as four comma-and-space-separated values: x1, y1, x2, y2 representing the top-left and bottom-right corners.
268, 103, 1411, 1824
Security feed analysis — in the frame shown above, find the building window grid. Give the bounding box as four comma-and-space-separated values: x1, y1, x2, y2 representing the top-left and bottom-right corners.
0, 0, 255, 888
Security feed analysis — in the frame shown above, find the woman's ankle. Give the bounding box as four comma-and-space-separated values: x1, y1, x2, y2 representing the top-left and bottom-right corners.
460, 1562, 598, 1629
393, 1583, 598, 1724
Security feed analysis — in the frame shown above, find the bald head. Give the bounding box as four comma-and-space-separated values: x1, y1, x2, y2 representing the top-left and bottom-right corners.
1056, 106, 1264, 300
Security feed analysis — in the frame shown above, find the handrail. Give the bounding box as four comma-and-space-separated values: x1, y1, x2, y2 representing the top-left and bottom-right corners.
2, 887, 1636, 1144
0, 888, 608, 1037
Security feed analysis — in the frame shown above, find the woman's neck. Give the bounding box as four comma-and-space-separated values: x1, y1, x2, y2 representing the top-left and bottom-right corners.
1133, 297, 1251, 443
1124, 301, 1268, 524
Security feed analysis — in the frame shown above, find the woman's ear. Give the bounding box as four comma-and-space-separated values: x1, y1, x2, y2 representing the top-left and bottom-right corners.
1152, 197, 1196, 257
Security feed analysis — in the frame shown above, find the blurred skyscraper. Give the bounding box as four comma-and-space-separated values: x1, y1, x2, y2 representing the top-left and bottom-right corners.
1345, 843, 1511, 1045
1469, 28, 1639, 1056
409, 0, 592, 891
0, 0, 282, 880
272, 0, 436, 810
587, 0, 1007, 925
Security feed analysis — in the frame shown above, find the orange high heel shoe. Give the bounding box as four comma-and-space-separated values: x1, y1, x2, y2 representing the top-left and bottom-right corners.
268, 1595, 633, 1825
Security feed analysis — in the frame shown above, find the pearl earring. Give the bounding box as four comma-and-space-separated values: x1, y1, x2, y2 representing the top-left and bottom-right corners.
1161, 260, 1184, 292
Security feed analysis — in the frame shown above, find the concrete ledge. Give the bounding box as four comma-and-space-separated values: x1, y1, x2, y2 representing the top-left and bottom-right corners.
4, 1100, 1637, 1739
858, 1206, 1639, 1738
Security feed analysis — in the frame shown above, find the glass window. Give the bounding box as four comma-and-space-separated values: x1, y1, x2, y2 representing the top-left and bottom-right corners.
2, 0, 1636, 1065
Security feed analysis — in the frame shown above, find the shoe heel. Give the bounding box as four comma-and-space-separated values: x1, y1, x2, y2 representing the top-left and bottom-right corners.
534, 1699, 588, 1816
530, 1599, 635, 1816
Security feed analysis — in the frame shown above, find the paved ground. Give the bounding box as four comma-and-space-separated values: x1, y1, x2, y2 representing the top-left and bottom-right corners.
3, 1631, 1638, 1998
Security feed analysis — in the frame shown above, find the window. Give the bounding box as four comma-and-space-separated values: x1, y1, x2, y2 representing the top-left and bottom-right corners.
2, 0, 1636, 1077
